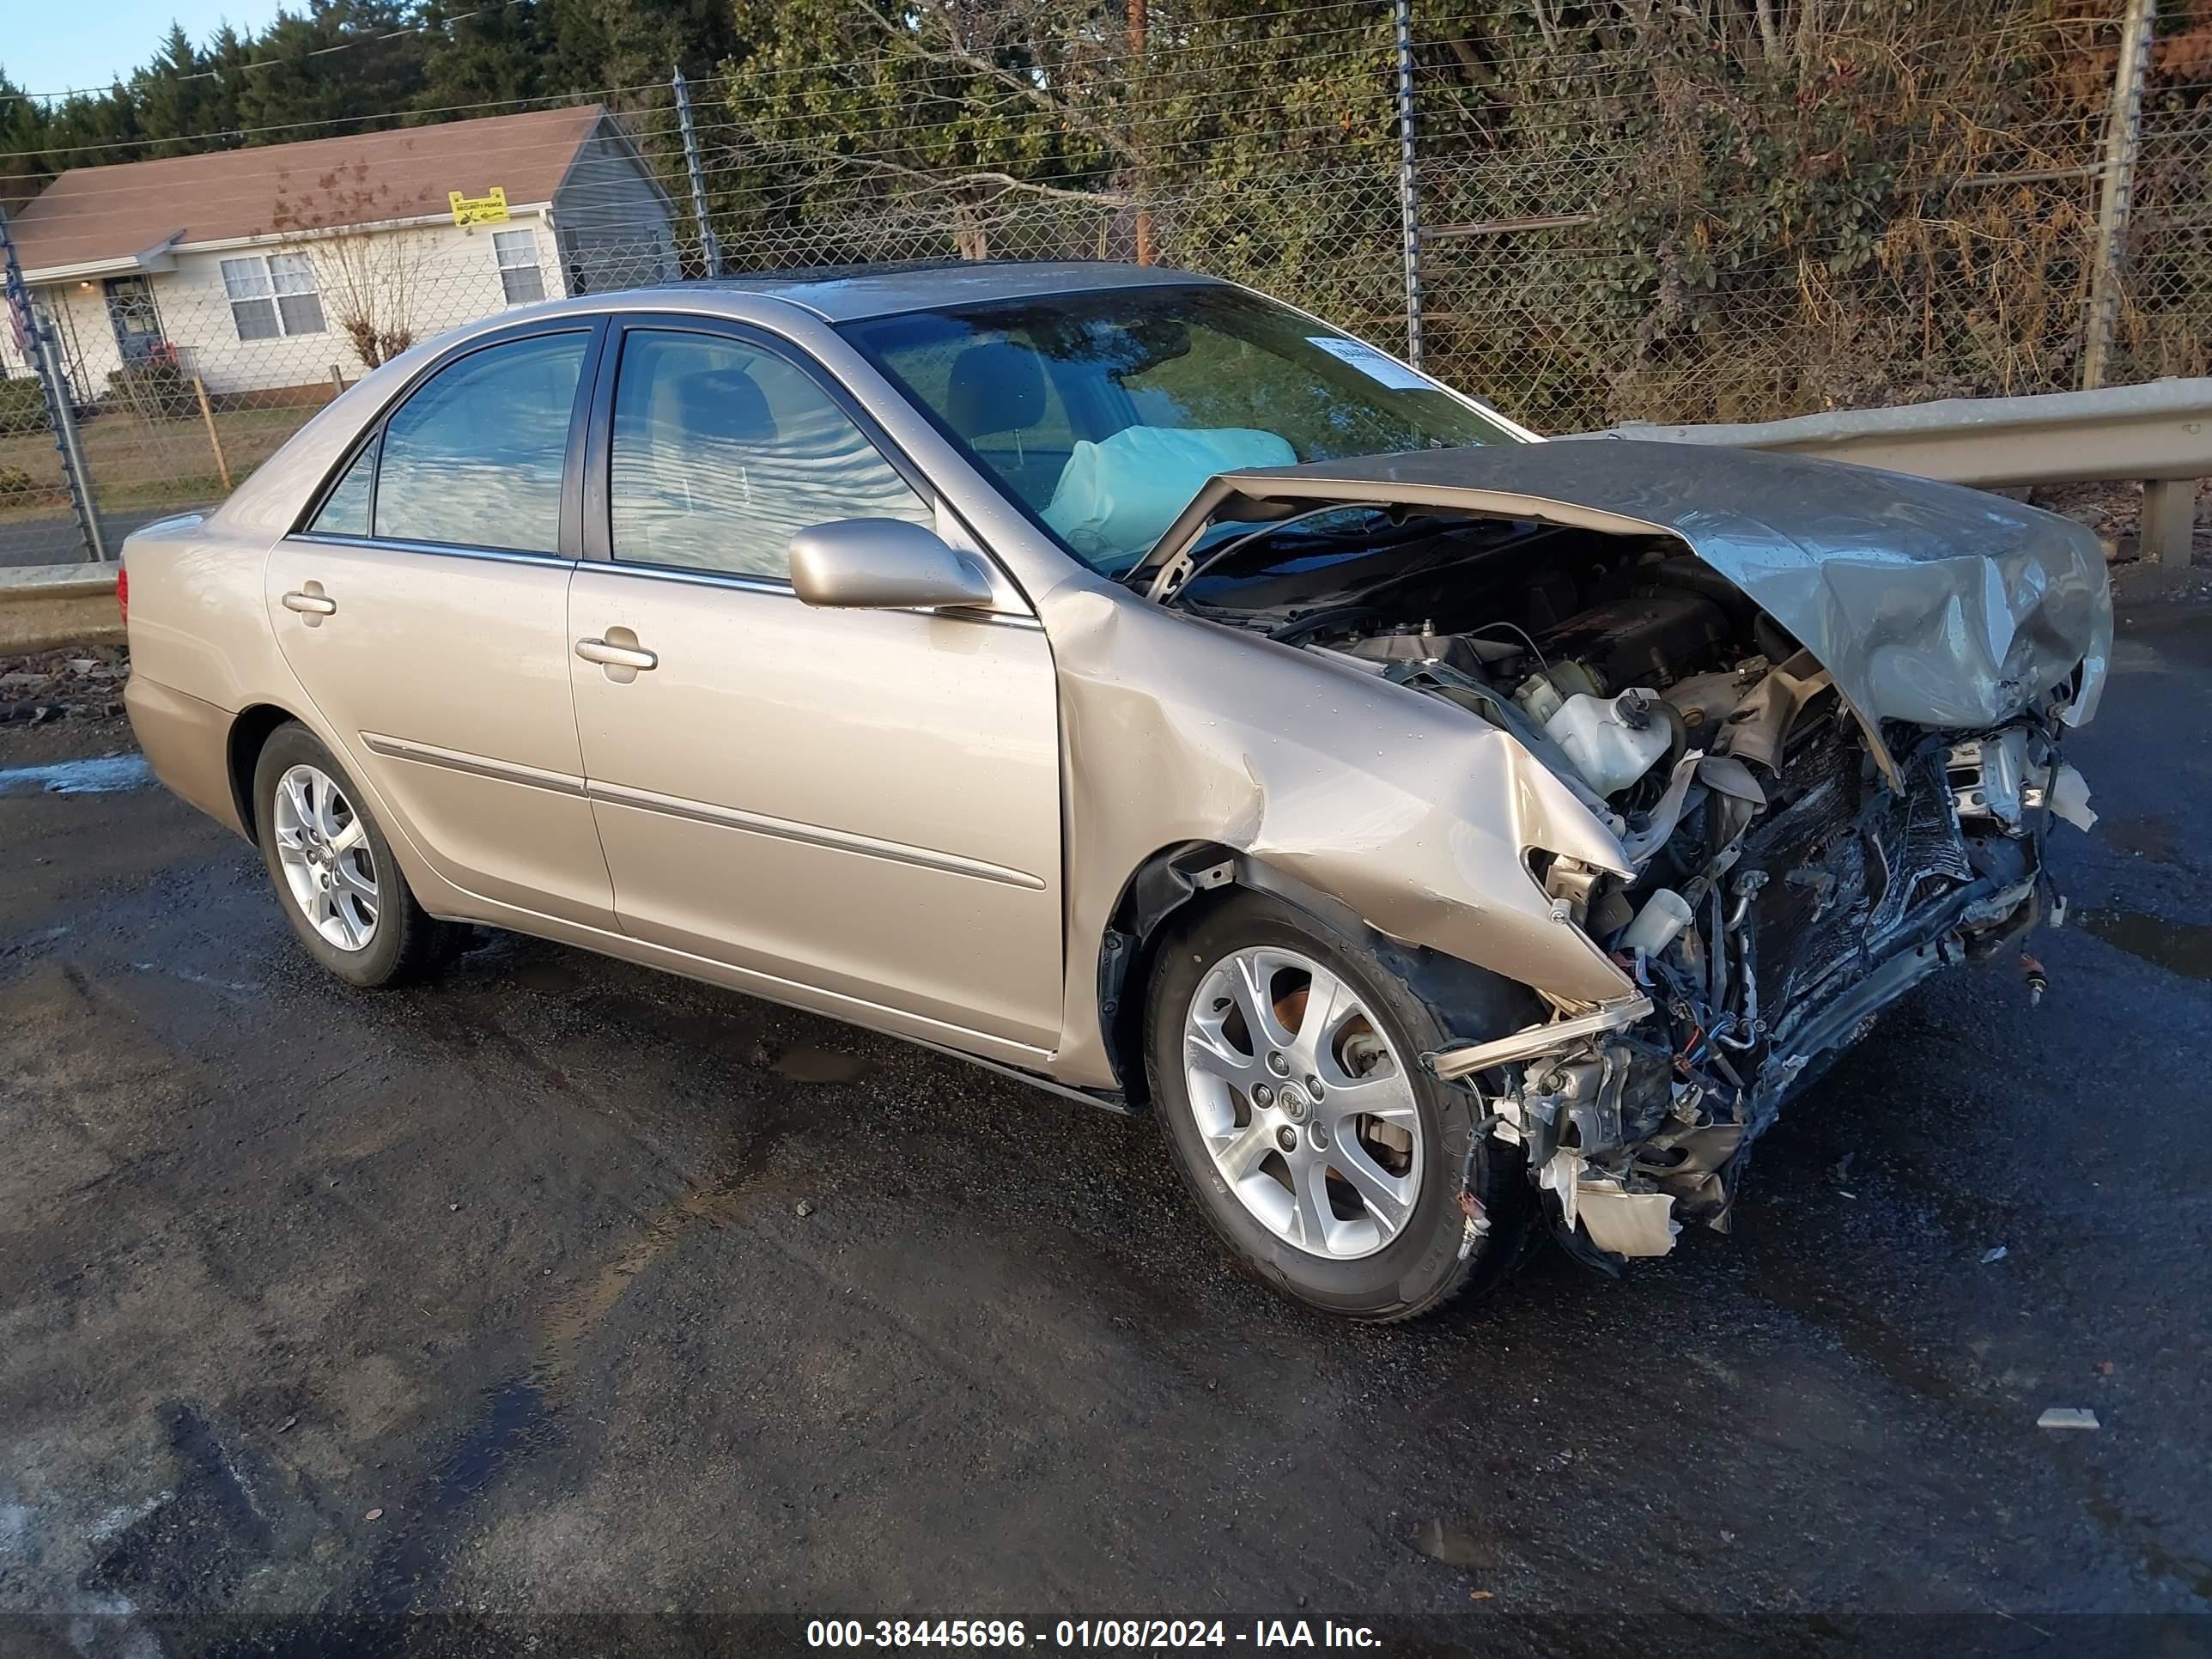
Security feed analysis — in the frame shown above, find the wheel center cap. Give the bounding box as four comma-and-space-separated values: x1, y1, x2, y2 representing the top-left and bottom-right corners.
1279, 1084, 1310, 1122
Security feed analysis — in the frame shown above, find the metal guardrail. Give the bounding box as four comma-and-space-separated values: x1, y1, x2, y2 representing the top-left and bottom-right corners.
1570, 377, 2212, 563
0, 562, 124, 655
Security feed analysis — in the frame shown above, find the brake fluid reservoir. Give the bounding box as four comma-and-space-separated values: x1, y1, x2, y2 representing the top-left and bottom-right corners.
1546, 690, 1674, 796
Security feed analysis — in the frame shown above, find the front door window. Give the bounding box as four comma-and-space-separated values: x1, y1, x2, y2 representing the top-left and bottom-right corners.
606, 328, 933, 579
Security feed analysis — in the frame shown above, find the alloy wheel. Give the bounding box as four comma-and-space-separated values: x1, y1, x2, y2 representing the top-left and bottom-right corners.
271, 763, 380, 951
1182, 946, 1424, 1260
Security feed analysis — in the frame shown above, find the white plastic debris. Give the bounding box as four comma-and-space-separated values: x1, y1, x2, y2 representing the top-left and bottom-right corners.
1980, 1246, 2008, 1264
1573, 1180, 1680, 1257
2037, 1407, 2100, 1431
1620, 888, 1694, 956
2048, 763, 2098, 831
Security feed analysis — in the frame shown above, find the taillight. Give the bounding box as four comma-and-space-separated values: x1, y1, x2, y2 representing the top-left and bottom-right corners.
117, 562, 128, 625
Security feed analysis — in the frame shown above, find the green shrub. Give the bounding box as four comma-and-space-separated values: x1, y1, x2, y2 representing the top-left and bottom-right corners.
0, 463, 40, 502
0, 374, 51, 434
105, 359, 191, 413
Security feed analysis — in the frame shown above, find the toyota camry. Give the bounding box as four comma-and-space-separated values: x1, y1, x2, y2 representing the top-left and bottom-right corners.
120, 261, 2109, 1320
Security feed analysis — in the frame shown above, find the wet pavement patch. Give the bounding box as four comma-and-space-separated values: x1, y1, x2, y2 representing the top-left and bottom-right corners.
2102, 813, 2182, 866
0, 753, 152, 797
1409, 1518, 1495, 1571
2073, 908, 2212, 981
353, 1378, 556, 1617
536, 1175, 764, 1382
772, 1044, 871, 1084
84, 1403, 273, 1610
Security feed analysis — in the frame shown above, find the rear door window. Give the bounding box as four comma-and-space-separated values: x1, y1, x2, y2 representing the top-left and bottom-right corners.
310, 436, 377, 537
372, 331, 589, 553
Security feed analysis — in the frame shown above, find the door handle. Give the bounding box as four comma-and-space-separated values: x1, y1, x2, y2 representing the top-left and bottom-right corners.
575, 636, 658, 671
282, 590, 337, 616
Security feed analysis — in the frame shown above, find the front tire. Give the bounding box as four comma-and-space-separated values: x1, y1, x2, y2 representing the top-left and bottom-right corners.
252, 723, 448, 988
1145, 891, 1529, 1322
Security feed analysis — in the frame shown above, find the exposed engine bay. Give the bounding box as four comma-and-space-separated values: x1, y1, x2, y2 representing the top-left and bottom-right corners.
1161, 505, 2100, 1266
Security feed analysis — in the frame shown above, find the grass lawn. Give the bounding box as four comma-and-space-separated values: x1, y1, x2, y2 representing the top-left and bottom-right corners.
0, 404, 317, 523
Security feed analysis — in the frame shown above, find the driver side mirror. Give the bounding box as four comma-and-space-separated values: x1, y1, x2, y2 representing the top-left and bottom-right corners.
788, 520, 996, 611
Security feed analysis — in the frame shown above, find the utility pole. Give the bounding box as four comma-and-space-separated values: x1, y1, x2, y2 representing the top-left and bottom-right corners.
2082, 0, 2155, 390
1391, 0, 1426, 369
672, 69, 722, 279
0, 204, 106, 563
1129, 0, 1155, 265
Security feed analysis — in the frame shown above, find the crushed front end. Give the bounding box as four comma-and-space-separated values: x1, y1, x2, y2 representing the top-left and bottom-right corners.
1139, 440, 2111, 1267
1430, 671, 2093, 1263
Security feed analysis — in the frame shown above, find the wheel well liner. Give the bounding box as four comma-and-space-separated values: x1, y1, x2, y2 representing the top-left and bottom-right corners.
1097, 843, 1531, 1108
226, 703, 302, 844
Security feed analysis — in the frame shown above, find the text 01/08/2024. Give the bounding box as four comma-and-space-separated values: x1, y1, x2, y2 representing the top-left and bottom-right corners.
805, 1620, 1384, 1650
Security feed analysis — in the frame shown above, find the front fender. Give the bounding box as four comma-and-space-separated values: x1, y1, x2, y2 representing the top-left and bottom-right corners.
1043, 581, 1632, 1091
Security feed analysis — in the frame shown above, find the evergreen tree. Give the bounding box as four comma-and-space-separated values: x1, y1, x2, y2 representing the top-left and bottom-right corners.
415, 0, 556, 112
0, 70, 55, 212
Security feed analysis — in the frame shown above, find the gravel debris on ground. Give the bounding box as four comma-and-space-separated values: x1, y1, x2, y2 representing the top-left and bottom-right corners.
0, 645, 128, 725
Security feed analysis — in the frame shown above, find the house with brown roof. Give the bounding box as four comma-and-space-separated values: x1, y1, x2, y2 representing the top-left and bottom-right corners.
1, 106, 676, 399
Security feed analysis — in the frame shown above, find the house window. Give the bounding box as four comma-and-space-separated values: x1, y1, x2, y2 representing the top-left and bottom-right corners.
220, 253, 326, 341
494, 228, 547, 304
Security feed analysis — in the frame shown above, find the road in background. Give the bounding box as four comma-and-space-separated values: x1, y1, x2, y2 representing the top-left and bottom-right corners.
0, 503, 214, 568
2, 572, 2207, 1652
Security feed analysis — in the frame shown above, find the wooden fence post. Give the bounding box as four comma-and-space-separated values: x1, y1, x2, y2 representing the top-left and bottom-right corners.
191, 376, 231, 493
2082, 0, 2155, 390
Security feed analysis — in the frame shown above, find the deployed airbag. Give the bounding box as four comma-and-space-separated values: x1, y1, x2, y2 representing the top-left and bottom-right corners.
1042, 426, 1295, 563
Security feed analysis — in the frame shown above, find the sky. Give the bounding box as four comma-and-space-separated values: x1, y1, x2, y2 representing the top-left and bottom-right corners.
4, 3, 290, 102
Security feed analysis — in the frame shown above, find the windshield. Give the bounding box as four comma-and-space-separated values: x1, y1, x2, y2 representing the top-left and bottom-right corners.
840, 283, 1519, 574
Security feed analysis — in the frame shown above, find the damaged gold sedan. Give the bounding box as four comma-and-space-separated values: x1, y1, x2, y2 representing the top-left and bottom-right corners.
119, 264, 2110, 1321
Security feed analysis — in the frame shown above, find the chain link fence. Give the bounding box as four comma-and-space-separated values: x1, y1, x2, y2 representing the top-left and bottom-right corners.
1, 0, 2203, 566
2117, 31, 2212, 384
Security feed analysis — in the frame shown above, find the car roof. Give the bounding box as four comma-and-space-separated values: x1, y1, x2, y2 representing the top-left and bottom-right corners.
648, 259, 1224, 323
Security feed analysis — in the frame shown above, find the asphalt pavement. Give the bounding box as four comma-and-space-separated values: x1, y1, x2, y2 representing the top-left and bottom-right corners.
2, 568, 2208, 1657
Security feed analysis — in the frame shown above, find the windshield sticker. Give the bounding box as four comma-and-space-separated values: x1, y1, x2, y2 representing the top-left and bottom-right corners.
1305, 336, 1433, 391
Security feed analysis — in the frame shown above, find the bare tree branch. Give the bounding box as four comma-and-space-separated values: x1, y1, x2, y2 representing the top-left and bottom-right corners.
1532, 0, 1565, 55
1445, 36, 1498, 89
848, 0, 1139, 162
829, 147, 1133, 207
268, 166, 432, 369
1752, 0, 1784, 64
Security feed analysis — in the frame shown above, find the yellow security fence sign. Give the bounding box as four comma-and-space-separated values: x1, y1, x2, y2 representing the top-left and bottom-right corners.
448, 187, 509, 227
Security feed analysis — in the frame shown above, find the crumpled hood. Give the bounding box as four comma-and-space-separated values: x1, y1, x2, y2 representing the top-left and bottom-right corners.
1142, 440, 2112, 762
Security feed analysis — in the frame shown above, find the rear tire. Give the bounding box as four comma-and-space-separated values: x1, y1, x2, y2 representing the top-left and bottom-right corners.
252, 723, 449, 988
1144, 890, 1529, 1322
